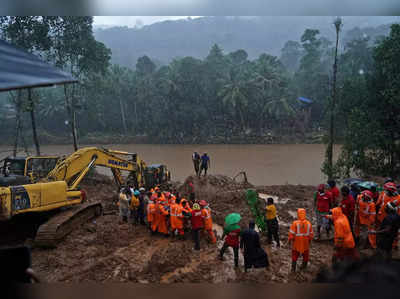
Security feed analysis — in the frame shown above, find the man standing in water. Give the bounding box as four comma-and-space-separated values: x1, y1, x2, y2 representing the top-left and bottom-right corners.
200, 153, 210, 176
192, 152, 201, 176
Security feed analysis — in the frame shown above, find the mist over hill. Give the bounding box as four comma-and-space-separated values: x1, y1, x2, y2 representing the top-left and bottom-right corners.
94, 16, 398, 68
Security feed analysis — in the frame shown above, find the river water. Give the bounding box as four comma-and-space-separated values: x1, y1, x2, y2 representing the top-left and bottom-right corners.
0, 144, 340, 186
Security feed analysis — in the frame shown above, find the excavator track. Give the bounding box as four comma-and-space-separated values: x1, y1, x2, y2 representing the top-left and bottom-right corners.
34, 202, 103, 248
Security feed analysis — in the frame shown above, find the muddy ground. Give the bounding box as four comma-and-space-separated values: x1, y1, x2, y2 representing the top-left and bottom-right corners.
10, 174, 391, 283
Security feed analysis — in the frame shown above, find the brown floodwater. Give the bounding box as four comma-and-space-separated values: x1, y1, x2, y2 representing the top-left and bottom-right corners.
0, 144, 341, 186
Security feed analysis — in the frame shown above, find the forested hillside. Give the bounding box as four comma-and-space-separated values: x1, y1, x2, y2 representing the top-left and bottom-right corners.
94, 16, 397, 68
1, 16, 400, 178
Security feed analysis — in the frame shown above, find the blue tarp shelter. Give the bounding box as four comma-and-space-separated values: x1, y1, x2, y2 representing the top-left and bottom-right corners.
0, 39, 77, 92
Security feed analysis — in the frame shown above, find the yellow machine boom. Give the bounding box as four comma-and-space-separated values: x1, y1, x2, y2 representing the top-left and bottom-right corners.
0, 147, 153, 247
46, 147, 147, 189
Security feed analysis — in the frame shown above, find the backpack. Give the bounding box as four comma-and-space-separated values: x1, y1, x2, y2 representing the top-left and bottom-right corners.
130, 195, 140, 209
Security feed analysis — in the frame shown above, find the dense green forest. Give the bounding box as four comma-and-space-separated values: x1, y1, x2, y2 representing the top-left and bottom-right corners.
1, 16, 400, 178
94, 16, 397, 68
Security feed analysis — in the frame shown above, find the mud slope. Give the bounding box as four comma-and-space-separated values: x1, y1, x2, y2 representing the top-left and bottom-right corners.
29, 175, 385, 283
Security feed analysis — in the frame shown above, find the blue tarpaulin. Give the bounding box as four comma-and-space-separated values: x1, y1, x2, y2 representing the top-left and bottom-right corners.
298, 97, 313, 104
0, 39, 77, 92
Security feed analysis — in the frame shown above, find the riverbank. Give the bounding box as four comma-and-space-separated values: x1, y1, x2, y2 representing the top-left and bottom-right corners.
0, 130, 325, 146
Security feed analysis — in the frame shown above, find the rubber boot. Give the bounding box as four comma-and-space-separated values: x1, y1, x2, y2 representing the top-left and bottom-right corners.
291, 261, 297, 273
300, 261, 308, 270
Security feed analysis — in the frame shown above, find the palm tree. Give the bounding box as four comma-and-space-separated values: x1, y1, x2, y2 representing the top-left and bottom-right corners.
218, 72, 249, 132
263, 97, 296, 134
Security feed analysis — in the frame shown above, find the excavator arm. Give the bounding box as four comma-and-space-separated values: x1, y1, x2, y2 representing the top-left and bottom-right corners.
45, 147, 146, 190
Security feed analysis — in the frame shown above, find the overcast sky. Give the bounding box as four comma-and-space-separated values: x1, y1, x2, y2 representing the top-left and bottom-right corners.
94, 16, 199, 27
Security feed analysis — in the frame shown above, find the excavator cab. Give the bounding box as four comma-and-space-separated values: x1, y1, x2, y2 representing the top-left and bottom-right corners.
144, 164, 171, 189
0, 157, 30, 187
25, 156, 59, 182
0, 156, 60, 187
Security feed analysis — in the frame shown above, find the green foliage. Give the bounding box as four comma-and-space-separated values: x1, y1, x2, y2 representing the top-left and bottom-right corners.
294, 29, 331, 128
245, 189, 266, 232
333, 24, 400, 179
280, 40, 302, 73
2, 15, 400, 185
0, 17, 111, 144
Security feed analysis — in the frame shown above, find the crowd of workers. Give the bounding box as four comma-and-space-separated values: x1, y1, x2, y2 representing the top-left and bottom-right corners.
117, 181, 269, 272
119, 151, 400, 275
118, 184, 217, 249
289, 178, 400, 272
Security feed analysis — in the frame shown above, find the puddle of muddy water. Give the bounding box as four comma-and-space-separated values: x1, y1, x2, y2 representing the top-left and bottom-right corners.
212, 223, 238, 282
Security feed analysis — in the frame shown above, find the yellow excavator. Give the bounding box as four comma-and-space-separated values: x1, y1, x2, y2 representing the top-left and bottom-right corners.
0, 155, 60, 187
0, 147, 161, 247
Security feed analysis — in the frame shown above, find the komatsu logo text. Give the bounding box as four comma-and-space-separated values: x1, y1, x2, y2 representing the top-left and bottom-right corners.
108, 159, 128, 168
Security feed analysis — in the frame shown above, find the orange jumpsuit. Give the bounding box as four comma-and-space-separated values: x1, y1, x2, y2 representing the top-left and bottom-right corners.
201, 207, 216, 243
355, 195, 376, 248
170, 202, 185, 235
330, 207, 359, 262
151, 201, 160, 233
157, 202, 169, 235
377, 193, 400, 248
377, 193, 400, 223
288, 209, 313, 262
151, 200, 169, 234
180, 199, 192, 229
147, 201, 156, 229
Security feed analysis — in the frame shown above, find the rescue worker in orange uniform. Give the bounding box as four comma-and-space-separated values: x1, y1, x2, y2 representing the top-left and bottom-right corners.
150, 190, 158, 203
325, 207, 359, 264
288, 208, 313, 272
377, 182, 400, 224
147, 198, 156, 234
376, 182, 400, 249
199, 200, 217, 244
170, 194, 177, 205
180, 198, 192, 231
151, 198, 160, 234
152, 196, 169, 236
355, 190, 376, 249
170, 198, 185, 239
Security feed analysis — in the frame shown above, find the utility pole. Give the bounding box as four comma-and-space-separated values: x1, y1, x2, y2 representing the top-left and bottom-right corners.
28, 88, 41, 156
64, 85, 79, 151
326, 17, 342, 180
